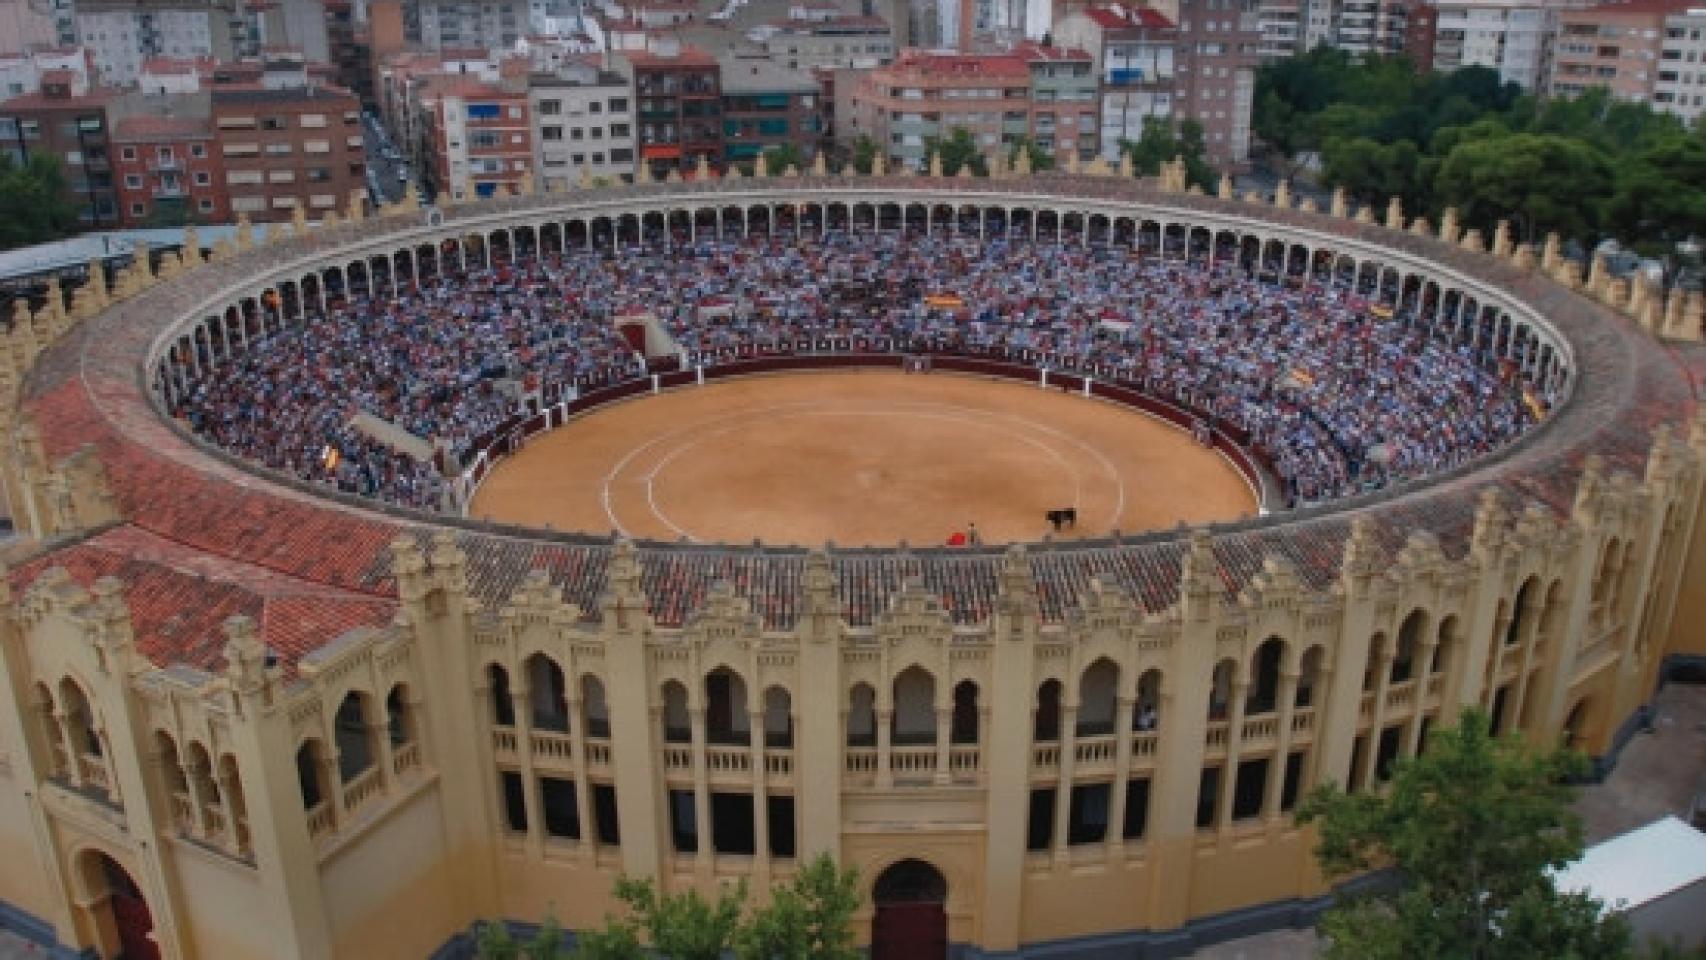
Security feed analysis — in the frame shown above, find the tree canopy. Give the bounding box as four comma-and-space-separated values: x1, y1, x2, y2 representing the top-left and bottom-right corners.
761, 143, 806, 176
1118, 118, 1216, 191
1255, 51, 1705, 252
1297, 708, 1630, 960
0, 154, 81, 251
475, 853, 861, 959
924, 127, 987, 176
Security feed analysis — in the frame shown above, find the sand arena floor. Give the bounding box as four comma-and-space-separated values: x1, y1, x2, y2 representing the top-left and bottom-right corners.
469, 371, 1259, 547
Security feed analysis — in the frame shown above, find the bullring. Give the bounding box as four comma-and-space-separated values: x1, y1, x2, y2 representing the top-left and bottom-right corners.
0, 171, 1698, 960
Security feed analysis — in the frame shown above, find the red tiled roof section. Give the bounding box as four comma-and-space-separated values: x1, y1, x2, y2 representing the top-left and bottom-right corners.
114, 116, 212, 140
10, 525, 395, 675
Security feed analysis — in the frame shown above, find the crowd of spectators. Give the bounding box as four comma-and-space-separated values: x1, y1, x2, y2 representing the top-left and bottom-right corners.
175, 229, 1545, 512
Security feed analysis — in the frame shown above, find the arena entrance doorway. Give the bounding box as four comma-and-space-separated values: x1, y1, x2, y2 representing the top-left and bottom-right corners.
872, 859, 948, 960
77, 850, 159, 959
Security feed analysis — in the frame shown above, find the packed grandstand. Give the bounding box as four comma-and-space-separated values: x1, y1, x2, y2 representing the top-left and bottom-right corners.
170, 230, 1548, 518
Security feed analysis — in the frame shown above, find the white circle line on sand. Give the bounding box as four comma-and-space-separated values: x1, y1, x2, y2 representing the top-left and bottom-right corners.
638, 406, 1090, 544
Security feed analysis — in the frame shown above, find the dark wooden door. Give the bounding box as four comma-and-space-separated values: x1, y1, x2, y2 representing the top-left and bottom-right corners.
872, 901, 947, 960
109, 885, 159, 960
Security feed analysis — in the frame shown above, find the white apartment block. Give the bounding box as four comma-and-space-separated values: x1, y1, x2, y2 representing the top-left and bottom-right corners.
1432, 0, 1553, 88
528, 63, 636, 186
1655, 8, 1706, 124
76, 2, 231, 88
407, 0, 532, 51
0, 47, 90, 99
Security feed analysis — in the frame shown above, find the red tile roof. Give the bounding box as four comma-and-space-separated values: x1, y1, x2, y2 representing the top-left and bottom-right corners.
114, 115, 213, 141
11, 525, 396, 676
1082, 5, 1175, 28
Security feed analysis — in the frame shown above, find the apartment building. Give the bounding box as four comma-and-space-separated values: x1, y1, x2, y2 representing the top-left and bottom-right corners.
1549, 0, 1674, 99
719, 55, 825, 170
1022, 43, 1099, 163
529, 58, 636, 187
624, 40, 722, 178
847, 47, 1097, 170
74, 0, 237, 88
212, 72, 364, 222
0, 47, 92, 100
137, 55, 216, 94
417, 75, 533, 200
1430, 0, 1554, 88
1173, 0, 1261, 166
0, 0, 60, 56
1654, 5, 1706, 122
111, 96, 229, 225
405, 0, 532, 51
0, 75, 120, 226
757, 15, 896, 71
1055, 5, 1178, 160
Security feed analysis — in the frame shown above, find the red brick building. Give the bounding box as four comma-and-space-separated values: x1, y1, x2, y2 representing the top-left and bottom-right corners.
624, 41, 722, 179
212, 78, 365, 223
112, 108, 230, 227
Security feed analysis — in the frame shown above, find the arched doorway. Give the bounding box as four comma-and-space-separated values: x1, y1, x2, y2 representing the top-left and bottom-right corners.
76, 851, 159, 959
872, 859, 947, 960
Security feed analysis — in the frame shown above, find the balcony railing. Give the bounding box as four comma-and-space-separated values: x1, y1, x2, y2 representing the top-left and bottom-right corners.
341, 765, 383, 811
530, 730, 573, 764
392, 741, 421, 777
889, 746, 936, 778
492, 728, 518, 757
306, 802, 334, 838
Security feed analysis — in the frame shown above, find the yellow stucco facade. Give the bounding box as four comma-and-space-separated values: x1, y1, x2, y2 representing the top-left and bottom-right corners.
0, 174, 1697, 960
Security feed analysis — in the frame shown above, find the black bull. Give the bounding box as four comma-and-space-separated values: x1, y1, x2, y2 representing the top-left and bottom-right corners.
1046, 508, 1078, 531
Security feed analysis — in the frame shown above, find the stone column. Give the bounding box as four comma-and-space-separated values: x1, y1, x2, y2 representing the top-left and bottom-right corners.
1262, 671, 1299, 818
1108, 695, 1135, 850
1052, 704, 1079, 858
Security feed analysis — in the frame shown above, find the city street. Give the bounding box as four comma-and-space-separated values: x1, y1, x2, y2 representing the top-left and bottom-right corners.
362, 112, 415, 205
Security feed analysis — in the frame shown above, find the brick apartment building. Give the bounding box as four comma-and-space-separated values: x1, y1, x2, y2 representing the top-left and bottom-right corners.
848, 47, 1096, 172
718, 55, 826, 171
111, 95, 230, 226
624, 40, 722, 178
0, 75, 122, 228
1173, 0, 1262, 166
212, 72, 365, 222
416, 75, 533, 200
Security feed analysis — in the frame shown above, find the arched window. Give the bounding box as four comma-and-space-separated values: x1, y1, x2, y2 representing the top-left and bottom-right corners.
1393, 610, 1427, 684
334, 692, 375, 782
1246, 638, 1285, 714
154, 732, 188, 829
1034, 679, 1062, 742
186, 742, 220, 831
705, 667, 750, 745
1362, 636, 1386, 692
58, 679, 101, 758
763, 687, 792, 749
1209, 660, 1236, 720
220, 754, 252, 858
487, 664, 515, 727
660, 681, 690, 743
951, 681, 979, 745
32, 683, 65, 778
1134, 670, 1162, 731
1078, 660, 1119, 736
1296, 647, 1324, 708
1433, 616, 1459, 674
1505, 578, 1538, 647
892, 667, 937, 746
526, 654, 570, 732
386, 685, 414, 747
847, 683, 876, 747
296, 739, 328, 810
582, 675, 610, 739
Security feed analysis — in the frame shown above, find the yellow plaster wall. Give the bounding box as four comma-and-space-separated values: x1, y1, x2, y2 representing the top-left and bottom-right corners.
321, 792, 460, 960
171, 843, 276, 960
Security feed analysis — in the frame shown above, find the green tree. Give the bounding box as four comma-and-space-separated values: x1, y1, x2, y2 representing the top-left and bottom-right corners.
1006, 135, 1054, 172
924, 127, 986, 176
476, 919, 520, 960
1433, 132, 1614, 242
0, 154, 81, 250
613, 875, 747, 960
761, 143, 806, 176
735, 853, 863, 960
851, 134, 880, 174
1298, 708, 1630, 960
1604, 133, 1706, 258
1320, 136, 1427, 212
1118, 118, 1216, 191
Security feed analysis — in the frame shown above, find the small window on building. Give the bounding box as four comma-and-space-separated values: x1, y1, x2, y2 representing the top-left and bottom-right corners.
120, 146, 137, 161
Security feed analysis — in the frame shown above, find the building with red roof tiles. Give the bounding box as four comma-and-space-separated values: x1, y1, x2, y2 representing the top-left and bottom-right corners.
1056, 4, 1178, 160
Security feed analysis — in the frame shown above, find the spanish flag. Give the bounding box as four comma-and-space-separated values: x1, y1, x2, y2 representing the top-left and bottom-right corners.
1370, 304, 1394, 320
321, 445, 341, 471
924, 294, 964, 309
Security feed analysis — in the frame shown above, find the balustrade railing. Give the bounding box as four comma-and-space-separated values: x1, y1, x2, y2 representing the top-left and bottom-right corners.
393, 741, 422, 777
889, 746, 936, 777
341, 766, 384, 811
530, 730, 573, 763
306, 802, 334, 838
491, 728, 518, 757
